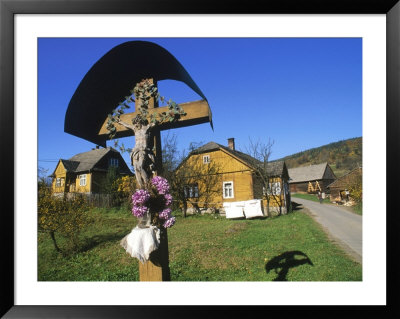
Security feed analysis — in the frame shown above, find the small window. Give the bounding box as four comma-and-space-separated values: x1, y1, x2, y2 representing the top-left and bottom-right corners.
56, 178, 61, 187
203, 155, 210, 164
269, 182, 281, 195
223, 181, 234, 199
184, 184, 199, 198
79, 174, 87, 186
110, 158, 119, 167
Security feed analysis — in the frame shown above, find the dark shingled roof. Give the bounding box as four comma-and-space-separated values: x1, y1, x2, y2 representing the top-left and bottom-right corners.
60, 159, 80, 172
262, 160, 286, 177
326, 166, 362, 189
288, 163, 330, 183
190, 141, 286, 176
68, 147, 112, 173
51, 147, 132, 176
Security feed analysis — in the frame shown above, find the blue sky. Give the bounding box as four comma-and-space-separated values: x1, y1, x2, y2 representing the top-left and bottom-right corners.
38, 37, 362, 176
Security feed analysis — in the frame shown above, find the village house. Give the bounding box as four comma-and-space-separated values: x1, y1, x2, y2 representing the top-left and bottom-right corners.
50, 146, 132, 195
288, 162, 336, 194
175, 138, 291, 216
327, 166, 362, 204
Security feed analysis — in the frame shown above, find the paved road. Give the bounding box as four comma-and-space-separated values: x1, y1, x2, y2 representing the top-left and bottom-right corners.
292, 197, 362, 263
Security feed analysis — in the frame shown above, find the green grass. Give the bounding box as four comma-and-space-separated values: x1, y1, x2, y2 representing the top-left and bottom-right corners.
291, 192, 331, 204
352, 202, 363, 215
38, 206, 362, 281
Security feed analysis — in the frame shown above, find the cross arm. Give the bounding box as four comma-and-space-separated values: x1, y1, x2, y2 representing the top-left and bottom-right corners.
98, 99, 213, 139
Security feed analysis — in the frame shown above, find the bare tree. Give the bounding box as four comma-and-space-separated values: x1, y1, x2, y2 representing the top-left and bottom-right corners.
244, 138, 286, 216
174, 156, 222, 217
188, 158, 221, 214
161, 132, 180, 182
38, 166, 49, 188
161, 140, 221, 217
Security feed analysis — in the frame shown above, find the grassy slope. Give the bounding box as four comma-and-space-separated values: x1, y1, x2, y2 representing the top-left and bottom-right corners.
38, 207, 361, 281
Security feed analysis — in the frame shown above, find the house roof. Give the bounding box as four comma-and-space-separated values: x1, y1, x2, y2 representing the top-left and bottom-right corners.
288, 162, 331, 183
327, 166, 362, 189
68, 147, 111, 172
263, 161, 287, 177
51, 147, 132, 176
190, 141, 286, 176
60, 159, 80, 172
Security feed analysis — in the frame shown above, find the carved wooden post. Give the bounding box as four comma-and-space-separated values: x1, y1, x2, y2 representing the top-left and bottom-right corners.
139, 226, 170, 281
135, 79, 170, 281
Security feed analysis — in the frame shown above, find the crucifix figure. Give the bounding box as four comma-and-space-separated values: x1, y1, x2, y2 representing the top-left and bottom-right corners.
114, 112, 157, 187
64, 41, 212, 281
130, 123, 156, 187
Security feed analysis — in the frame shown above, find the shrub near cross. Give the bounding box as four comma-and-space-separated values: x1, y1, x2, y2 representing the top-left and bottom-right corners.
38, 185, 92, 254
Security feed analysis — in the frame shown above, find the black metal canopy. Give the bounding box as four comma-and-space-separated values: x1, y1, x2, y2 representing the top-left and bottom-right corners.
64, 40, 209, 147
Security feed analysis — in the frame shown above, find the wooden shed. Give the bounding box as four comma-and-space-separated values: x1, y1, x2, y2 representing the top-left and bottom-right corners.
288, 162, 336, 194
327, 167, 362, 203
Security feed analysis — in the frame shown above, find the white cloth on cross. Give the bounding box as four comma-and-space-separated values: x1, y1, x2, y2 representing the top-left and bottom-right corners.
120, 225, 160, 263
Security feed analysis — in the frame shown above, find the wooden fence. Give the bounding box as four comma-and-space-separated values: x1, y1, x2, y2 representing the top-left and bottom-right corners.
64, 192, 113, 208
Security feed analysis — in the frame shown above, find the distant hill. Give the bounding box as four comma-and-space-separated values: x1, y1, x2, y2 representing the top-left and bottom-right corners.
277, 137, 362, 178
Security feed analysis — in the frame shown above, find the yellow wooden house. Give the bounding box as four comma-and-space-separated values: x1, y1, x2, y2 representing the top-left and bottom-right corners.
50, 146, 132, 195
176, 138, 290, 216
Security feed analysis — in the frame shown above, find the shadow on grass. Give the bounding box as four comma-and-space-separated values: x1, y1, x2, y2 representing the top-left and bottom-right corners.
79, 231, 130, 253
265, 250, 313, 281
291, 202, 303, 211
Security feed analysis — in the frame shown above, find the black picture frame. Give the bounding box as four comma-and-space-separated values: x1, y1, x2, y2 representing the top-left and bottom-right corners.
1, 0, 399, 318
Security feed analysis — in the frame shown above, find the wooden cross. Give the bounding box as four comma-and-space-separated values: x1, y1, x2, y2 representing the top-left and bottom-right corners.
98, 79, 212, 281
98, 89, 212, 145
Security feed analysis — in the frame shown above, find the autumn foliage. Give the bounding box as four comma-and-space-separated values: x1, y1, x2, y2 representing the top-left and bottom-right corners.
348, 172, 362, 204
115, 175, 137, 197
38, 185, 92, 253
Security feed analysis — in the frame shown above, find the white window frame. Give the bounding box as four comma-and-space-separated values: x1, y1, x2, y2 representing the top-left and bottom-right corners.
56, 178, 61, 187
79, 174, 87, 186
110, 158, 119, 167
269, 181, 281, 195
203, 155, 210, 164
223, 181, 234, 199
184, 184, 199, 198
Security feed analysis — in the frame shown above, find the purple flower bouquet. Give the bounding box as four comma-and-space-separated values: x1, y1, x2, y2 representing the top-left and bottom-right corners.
131, 176, 176, 229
